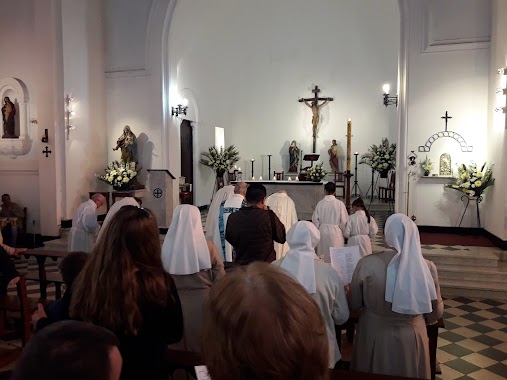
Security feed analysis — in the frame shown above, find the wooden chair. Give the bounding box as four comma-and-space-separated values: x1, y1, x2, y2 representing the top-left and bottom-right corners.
25, 271, 64, 299
0, 274, 37, 347
379, 171, 395, 204
334, 172, 345, 198
227, 172, 236, 183
273, 171, 284, 180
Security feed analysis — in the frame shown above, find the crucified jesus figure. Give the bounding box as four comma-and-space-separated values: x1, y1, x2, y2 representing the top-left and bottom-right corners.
299, 85, 333, 152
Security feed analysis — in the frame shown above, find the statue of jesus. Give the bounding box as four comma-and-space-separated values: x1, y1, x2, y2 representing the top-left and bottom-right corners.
298, 85, 333, 152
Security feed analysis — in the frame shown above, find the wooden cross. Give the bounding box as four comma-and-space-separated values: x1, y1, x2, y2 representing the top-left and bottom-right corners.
441, 111, 452, 131
42, 146, 52, 157
299, 85, 334, 152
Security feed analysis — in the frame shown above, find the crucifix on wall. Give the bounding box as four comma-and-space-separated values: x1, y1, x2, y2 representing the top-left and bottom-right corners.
299, 85, 334, 153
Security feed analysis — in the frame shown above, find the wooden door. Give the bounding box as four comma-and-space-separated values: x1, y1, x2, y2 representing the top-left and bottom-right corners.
180, 120, 193, 204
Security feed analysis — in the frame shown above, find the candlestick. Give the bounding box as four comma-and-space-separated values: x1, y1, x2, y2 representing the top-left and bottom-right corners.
352, 152, 361, 197
267, 154, 272, 180
252, 176, 255, 180
251, 159, 255, 178
346, 119, 352, 172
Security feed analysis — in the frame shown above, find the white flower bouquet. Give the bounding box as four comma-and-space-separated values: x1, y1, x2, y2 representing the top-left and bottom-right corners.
446, 162, 494, 197
360, 138, 396, 175
307, 163, 327, 181
200, 145, 240, 174
96, 160, 138, 188
420, 156, 433, 175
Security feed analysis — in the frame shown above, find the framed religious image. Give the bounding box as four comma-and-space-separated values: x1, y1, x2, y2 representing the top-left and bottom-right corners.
439, 153, 451, 176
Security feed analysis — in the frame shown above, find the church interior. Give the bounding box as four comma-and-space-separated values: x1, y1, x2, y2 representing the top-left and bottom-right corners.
0, 0, 507, 379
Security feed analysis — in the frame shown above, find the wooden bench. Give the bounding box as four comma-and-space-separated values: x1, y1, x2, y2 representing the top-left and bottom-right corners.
25, 271, 64, 299
23, 250, 69, 299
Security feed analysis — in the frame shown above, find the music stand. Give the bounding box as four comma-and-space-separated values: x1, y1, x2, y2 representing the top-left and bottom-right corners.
303, 154, 320, 168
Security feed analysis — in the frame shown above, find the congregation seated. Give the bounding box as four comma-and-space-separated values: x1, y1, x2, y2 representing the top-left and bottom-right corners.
69, 205, 184, 380
265, 190, 298, 259
226, 183, 286, 265
32, 252, 88, 331
0, 194, 24, 247
201, 262, 329, 380
273, 221, 349, 368
211, 182, 247, 262
162, 204, 225, 352
11, 320, 122, 380
348, 213, 444, 379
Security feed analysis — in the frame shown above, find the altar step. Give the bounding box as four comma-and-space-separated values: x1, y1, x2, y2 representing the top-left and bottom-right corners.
422, 250, 507, 301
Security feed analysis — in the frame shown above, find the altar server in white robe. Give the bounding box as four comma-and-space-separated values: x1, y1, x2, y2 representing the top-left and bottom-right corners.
205, 185, 234, 240
212, 182, 248, 261
265, 190, 298, 259
96, 197, 140, 243
344, 197, 378, 257
68, 194, 106, 253
272, 221, 349, 368
312, 182, 348, 262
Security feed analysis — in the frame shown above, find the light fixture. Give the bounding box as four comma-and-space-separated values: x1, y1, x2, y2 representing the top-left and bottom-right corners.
496, 88, 507, 95
382, 83, 398, 107
407, 151, 418, 166
171, 98, 189, 117
65, 94, 75, 140
498, 67, 507, 75
495, 107, 506, 113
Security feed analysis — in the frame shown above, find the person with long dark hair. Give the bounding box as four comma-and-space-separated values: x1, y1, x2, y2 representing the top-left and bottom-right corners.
70, 205, 183, 380
343, 197, 378, 257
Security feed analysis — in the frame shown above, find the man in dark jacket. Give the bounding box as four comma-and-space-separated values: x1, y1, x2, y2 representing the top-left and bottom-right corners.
226, 183, 286, 265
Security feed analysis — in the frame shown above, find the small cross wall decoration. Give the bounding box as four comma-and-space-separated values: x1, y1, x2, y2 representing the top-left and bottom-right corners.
42, 146, 52, 157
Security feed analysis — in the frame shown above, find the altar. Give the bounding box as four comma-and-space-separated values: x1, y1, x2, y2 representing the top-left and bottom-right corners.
238, 180, 324, 220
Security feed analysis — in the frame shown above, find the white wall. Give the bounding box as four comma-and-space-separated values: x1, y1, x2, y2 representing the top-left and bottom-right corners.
484, 0, 507, 240
401, 0, 491, 227
166, 0, 400, 206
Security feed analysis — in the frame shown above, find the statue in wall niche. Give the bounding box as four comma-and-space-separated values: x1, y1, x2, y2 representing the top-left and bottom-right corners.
288, 140, 300, 173
2, 97, 17, 139
113, 125, 137, 163
328, 139, 340, 173
439, 153, 451, 176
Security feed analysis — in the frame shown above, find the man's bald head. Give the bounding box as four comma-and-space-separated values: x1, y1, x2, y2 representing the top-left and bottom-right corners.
234, 182, 248, 196
91, 193, 106, 208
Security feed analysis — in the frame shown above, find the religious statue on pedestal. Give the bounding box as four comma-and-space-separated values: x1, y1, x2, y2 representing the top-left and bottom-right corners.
113, 125, 137, 163
2, 97, 17, 139
328, 139, 340, 173
288, 140, 300, 173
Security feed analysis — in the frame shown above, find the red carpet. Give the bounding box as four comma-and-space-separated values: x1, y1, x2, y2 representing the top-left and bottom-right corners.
419, 232, 496, 247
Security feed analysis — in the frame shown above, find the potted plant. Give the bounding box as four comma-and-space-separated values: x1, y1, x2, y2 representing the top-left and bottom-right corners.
420, 156, 433, 176
96, 160, 138, 190
200, 145, 240, 188
360, 138, 396, 178
446, 162, 494, 198
306, 163, 327, 182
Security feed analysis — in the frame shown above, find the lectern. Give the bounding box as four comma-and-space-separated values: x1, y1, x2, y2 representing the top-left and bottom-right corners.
145, 169, 176, 227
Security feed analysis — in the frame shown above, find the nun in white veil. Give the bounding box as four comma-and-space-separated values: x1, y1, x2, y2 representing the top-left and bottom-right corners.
349, 213, 443, 379
272, 221, 349, 368
162, 204, 225, 352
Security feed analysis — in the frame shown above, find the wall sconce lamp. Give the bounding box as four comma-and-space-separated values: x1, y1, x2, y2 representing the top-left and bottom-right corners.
497, 67, 507, 75
407, 151, 417, 166
495, 107, 506, 113
382, 83, 398, 107
496, 88, 507, 95
171, 99, 189, 117
65, 94, 75, 140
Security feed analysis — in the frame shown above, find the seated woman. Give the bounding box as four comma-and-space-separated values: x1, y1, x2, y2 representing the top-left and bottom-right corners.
162, 204, 225, 352
349, 213, 444, 379
201, 262, 329, 380
272, 221, 349, 368
70, 205, 184, 380
343, 197, 378, 257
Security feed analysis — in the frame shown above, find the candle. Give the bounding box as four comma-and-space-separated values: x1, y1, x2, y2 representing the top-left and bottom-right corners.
260, 176, 263, 180
273, 176, 276, 181
346, 119, 352, 171
234, 165, 237, 169
295, 176, 299, 181
252, 176, 255, 180
288, 177, 292, 181
238, 167, 241, 171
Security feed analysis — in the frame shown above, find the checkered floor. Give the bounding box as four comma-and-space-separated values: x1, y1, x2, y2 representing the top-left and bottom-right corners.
5, 209, 505, 379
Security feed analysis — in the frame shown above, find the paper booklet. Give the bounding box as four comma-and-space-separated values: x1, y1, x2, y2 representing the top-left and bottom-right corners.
329, 245, 361, 284
195, 365, 212, 380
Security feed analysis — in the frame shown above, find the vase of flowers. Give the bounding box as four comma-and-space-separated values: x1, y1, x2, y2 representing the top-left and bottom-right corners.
420, 156, 433, 176
306, 163, 327, 182
360, 138, 396, 178
446, 162, 494, 198
96, 160, 138, 190
200, 145, 240, 189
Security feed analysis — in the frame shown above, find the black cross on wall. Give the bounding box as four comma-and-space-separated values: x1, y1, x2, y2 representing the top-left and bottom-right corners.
42, 146, 52, 157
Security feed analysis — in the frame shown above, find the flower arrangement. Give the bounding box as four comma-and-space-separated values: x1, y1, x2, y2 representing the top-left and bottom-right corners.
446, 162, 494, 197
420, 156, 433, 175
96, 160, 137, 188
360, 138, 396, 175
306, 163, 327, 181
200, 145, 240, 174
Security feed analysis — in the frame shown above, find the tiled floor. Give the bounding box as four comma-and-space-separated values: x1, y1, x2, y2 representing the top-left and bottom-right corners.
5, 208, 505, 379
